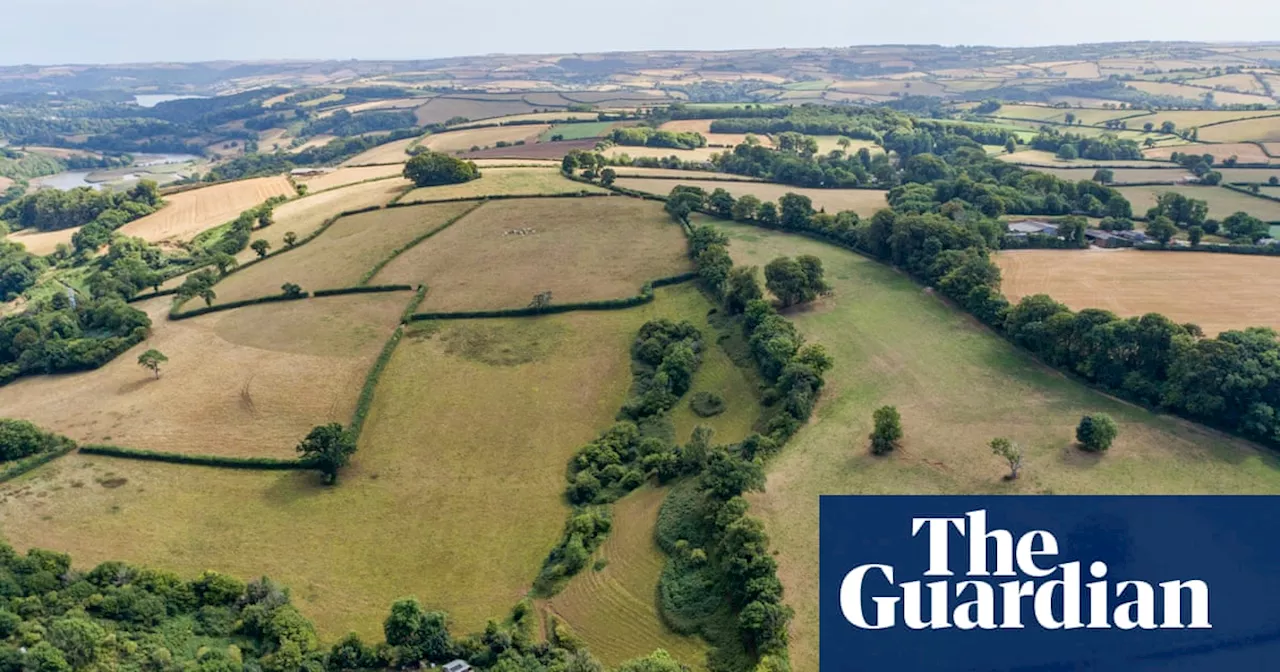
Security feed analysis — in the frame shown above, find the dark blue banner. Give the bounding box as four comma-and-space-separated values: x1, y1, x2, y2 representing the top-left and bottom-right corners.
819, 496, 1280, 671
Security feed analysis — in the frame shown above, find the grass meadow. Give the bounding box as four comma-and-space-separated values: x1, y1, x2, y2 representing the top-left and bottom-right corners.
697, 216, 1280, 671
422, 125, 550, 154
399, 168, 609, 203
211, 201, 477, 304
373, 197, 691, 312
0, 294, 406, 459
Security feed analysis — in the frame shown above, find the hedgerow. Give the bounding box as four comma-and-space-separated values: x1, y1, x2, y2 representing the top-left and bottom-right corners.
79, 445, 309, 470
169, 291, 311, 320
348, 326, 404, 440
311, 285, 413, 297
358, 201, 486, 284
409, 274, 696, 321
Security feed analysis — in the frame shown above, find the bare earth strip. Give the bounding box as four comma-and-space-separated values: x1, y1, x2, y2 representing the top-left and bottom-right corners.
234, 178, 411, 265
0, 294, 405, 458
120, 176, 295, 246
212, 201, 477, 304
996, 248, 1280, 336
614, 177, 889, 217
374, 198, 691, 311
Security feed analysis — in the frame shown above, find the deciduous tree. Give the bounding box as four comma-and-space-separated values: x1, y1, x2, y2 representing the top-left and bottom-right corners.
870, 405, 903, 455
296, 423, 357, 484
137, 349, 168, 379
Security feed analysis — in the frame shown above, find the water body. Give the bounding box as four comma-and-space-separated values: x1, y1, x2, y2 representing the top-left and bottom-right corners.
30, 171, 99, 190
134, 94, 207, 108
30, 153, 201, 190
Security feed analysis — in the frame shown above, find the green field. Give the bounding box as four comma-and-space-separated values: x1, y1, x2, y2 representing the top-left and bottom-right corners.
694, 215, 1280, 671
1116, 184, 1280, 221
540, 121, 619, 141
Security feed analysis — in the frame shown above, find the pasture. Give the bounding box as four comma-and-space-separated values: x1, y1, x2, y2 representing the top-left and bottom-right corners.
118, 176, 295, 246
695, 217, 1280, 671
539, 121, 620, 141
373, 197, 691, 311
1020, 166, 1192, 184
413, 97, 539, 126
0, 294, 405, 459
1000, 150, 1177, 168
996, 249, 1280, 336
422, 125, 550, 154
211, 201, 477, 304
462, 139, 599, 160
342, 137, 420, 166
452, 112, 599, 128
399, 167, 608, 203
1217, 168, 1280, 183
613, 177, 889, 217
1128, 81, 1276, 107
605, 146, 723, 163
235, 177, 411, 264
1197, 116, 1280, 143
542, 487, 708, 669
296, 164, 407, 192
1144, 142, 1273, 164
1116, 184, 1280, 221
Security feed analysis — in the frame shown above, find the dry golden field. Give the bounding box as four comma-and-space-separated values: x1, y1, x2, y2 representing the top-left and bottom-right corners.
119, 176, 295, 246
234, 177, 411, 264
613, 177, 889, 217
604, 146, 723, 163
1144, 142, 1274, 164
1128, 81, 1275, 107
5, 227, 76, 256
1000, 149, 1179, 168
0, 294, 405, 458
341, 137, 420, 166
996, 249, 1280, 335
399, 168, 608, 203
212, 201, 477, 304
422, 125, 550, 154
413, 97, 539, 126
373, 198, 691, 311
1197, 116, 1280, 143
1116, 185, 1280, 221
296, 164, 407, 192
1185, 73, 1268, 94
657, 119, 773, 148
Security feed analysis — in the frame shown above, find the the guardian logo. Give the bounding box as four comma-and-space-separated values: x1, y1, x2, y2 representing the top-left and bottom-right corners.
840, 510, 1211, 631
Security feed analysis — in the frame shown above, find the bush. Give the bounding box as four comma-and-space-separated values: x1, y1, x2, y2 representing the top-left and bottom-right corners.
403, 151, 480, 187
1076, 414, 1118, 453
870, 405, 903, 455
689, 391, 726, 417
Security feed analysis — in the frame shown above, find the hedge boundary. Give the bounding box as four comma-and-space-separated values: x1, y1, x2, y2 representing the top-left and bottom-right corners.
406, 272, 697, 321
0, 443, 77, 483
170, 292, 310, 320
79, 445, 310, 470
389, 190, 611, 209
358, 201, 486, 284
312, 285, 413, 298
1135, 242, 1280, 255
401, 285, 428, 323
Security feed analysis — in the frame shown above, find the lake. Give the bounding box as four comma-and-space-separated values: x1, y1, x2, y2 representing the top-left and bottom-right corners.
134, 94, 207, 108
30, 153, 202, 190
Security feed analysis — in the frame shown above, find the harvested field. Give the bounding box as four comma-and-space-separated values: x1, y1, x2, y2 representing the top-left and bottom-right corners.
461, 139, 598, 160
996, 249, 1280, 335
543, 487, 708, 669
1138, 109, 1280, 129
1020, 166, 1193, 184
414, 97, 539, 126
5, 227, 76, 256
1186, 73, 1269, 94
0, 293, 405, 458
374, 197, 690, 311
999, 150, 1177, 168
289, 135, 338, 153
211, 201, 476, 304
658, 119, 773, 148
341, 137, 421, 166
235, 177, 411, 265
398, 167, 608, 203
118, 176, 295, 246
605, 146, 722, 163
613, 177, 889, 217
695, 217, 1280, 671
296, 164, 406, 192
1218, 168, 1280, 183
1116, 184, 1280, 221
1144, 142, 1274, 165
422, 125, 549, 154
1197, 116, 1280, 143
990, 105, 1141, 126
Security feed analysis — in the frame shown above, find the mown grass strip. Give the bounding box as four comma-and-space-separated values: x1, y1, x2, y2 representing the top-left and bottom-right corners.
358, 201, 487, 285
79, 445, 310, 470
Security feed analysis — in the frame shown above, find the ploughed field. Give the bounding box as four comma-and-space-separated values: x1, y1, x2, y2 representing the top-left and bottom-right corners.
996, 249, 1280, 336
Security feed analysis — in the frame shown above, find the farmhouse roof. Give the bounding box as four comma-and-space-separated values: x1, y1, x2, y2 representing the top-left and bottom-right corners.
442, 661, 472, 672
1084, 230, 1115, 241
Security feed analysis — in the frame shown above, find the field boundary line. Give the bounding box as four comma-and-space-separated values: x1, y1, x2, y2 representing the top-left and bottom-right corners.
79, 445, 310, 470
358, 201, 487, 285
348, 286, 432, 440
406, 273, 697, 321
0, 443, 77, 484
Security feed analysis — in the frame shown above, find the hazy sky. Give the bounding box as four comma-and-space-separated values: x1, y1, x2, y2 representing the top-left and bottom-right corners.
3, 0, 1279, 65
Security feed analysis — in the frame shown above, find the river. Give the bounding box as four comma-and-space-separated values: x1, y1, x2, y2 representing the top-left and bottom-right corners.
29, 153, 202, 190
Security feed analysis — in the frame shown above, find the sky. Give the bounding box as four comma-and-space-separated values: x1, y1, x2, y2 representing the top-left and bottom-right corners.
3, 0, 1280, 66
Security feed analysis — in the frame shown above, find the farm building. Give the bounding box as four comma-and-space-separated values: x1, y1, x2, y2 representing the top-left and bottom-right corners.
1006, 220, 1059, 237
1084, 230, 1133, 248
441, 661, 472, 672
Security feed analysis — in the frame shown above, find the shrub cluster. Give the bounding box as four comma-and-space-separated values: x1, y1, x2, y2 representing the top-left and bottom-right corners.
0, 296, 150, 385
689, 391, 726, 417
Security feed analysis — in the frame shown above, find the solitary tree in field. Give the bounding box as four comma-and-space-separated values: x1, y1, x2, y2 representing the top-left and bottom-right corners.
1076, 414, 1118, 453
295, 183, 308, 196
870, 406, 903, 456
283, 231, 298, 247
1092, 168, 1115, 184
990, 437, 1023, 480
137, 349, 168, 379
251, 239, 271, 259
281, 283, 305, 298
1143, 122, 1155, 132
1004, 137, 1017, 154
529, 291, 553, 309
600, 167, 617, 187
297, 423, 357, 485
